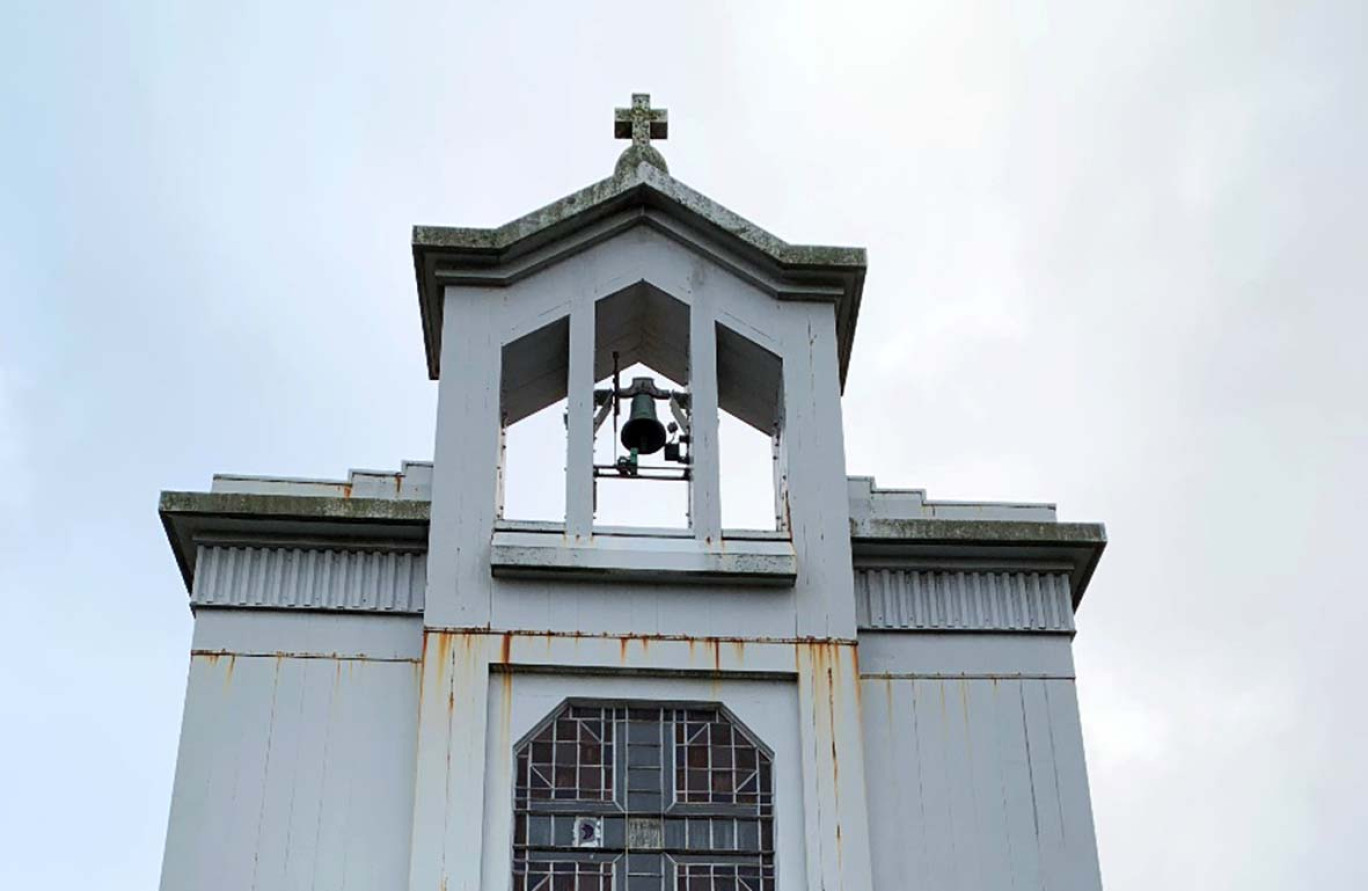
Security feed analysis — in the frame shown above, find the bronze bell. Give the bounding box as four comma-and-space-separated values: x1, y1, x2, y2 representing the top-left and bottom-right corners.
620, 381, 668, 455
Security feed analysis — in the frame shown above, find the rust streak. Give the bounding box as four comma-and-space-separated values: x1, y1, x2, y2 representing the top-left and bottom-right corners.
425, 626, 857, 647
434, 631, 454, 690
500, 632, 513, 665
825, 656, 844, 872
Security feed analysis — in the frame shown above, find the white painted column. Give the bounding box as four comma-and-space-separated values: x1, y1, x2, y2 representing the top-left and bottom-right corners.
407, 632, 495, 891
689, 294, 721, 541
795, 643, 875, 891
426, 287, 502, 627
565, 302, 595, 538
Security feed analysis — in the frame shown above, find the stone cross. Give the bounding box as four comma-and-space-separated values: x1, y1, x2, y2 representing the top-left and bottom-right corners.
614, 93, 668, 148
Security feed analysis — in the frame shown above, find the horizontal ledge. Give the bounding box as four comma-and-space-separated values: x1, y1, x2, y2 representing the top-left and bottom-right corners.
490, 530, 796, 586
859, 672, 1076, 681
495, 519, 790, 541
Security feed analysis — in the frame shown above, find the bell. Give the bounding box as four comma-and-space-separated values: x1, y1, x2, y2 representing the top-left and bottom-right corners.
620, 382, 668, 456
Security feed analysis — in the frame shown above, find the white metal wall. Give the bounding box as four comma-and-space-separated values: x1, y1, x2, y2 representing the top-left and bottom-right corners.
859, 634, 1103, 891
158, 612, 422, 891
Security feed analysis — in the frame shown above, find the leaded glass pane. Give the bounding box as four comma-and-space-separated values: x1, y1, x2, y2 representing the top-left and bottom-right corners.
512, 701, 775, 891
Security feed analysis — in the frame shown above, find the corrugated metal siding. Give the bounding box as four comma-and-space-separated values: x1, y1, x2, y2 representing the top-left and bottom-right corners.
192, 546, 426, 613
854, 569, 1074, 632
861, 676, 1103, 890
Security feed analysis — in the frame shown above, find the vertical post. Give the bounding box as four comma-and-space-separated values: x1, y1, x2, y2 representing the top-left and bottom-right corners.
689, 303, 721, 542
495, 421, 507, 520
772, 427, 787, 532
566, 303, 595, 538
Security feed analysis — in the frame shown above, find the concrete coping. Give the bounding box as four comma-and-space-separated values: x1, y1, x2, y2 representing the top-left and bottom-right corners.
210, 460, 433, 501
845, 477, 1105, 607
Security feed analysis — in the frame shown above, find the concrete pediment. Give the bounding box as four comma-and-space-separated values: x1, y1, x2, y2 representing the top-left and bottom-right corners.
413, 160, 866, 385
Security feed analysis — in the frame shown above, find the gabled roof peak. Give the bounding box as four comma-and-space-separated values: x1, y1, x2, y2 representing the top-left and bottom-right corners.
412, 101, 867, 385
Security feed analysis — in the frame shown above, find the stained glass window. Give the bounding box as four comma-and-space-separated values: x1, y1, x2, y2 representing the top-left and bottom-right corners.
512, 702, 775, 891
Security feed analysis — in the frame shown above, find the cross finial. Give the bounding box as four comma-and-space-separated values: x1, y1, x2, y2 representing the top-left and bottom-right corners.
614, 93, 668, 148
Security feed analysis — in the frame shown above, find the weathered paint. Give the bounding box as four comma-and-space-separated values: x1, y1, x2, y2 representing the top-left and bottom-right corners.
427, 226, 857, 637
159, 620, 420, 891
860, 671, 1102, 890
407, 630, 868, 891
158, 98, 1108, 891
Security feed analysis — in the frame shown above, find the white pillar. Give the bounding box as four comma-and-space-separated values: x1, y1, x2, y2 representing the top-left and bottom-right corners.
565, 303, 595, 537
689, 296, 721, 541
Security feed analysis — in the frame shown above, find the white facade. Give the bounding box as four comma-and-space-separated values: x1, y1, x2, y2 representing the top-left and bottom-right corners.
157, 97, 1107, 891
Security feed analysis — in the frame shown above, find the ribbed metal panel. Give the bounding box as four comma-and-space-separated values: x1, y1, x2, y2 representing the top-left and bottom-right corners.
854, 569, 1074, 632
192, 546, 426, 613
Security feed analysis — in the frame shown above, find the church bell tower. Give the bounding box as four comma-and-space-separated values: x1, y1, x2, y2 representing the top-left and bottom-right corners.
157, 94, 1109, 891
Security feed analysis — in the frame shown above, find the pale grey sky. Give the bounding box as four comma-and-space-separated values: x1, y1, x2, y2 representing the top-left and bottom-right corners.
2, 1, 1365, 887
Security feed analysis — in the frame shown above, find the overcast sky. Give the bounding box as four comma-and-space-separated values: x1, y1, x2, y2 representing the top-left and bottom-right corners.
2, 1, 1365, 888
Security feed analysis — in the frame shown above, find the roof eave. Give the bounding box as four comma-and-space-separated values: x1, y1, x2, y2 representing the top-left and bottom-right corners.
158, 491, 431, 593
412, 164, 866, 385
849, 518, 1108, 609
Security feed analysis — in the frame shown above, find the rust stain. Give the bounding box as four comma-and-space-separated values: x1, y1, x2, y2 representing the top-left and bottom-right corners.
499, 669, 513, 752
848, 645, 862, 708
825, 657, 845, 873
827, 665, 839, 776
500, 632, 513, 665
729, 639, 746, 664
342, 482, 353, 499
619, 636, 629, 664
434, 631, 454, 689
708, 639, 721, 673
427, 626, 857, 647
417, 633, 430, 704
960, 679, 972, 742
224, 654, 236, 688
